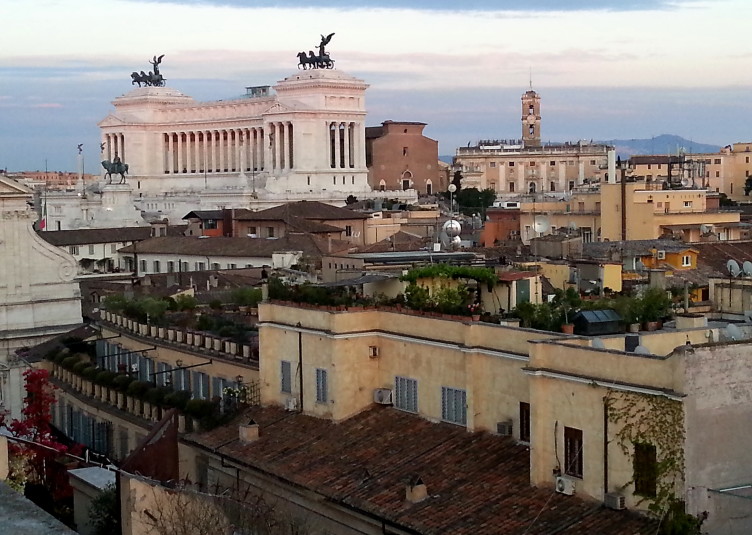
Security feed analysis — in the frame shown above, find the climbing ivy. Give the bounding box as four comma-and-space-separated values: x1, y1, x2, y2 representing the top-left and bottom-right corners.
606, 391, 685, 515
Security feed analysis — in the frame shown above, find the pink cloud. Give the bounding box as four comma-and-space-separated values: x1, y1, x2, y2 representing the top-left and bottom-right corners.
31, 103, 63, 109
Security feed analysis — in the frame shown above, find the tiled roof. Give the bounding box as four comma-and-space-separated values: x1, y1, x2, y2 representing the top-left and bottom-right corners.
234, 201, 369, 221
118, 234, 352, 257
185, 406, 657, 535
182, 210, 224, 220
692, 241, 752, 276
40, 226, 152, 246
583, 239, 692, 260
356, 231, 430, 253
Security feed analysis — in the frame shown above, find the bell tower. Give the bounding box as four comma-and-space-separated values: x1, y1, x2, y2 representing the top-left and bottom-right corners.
521, 88, 541, 147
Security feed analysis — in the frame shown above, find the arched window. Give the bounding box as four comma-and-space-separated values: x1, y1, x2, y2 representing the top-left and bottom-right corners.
528, 182, 536, 193
425, 180, 433, 195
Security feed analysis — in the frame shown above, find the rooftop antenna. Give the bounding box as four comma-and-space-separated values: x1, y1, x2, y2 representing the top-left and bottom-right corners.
529, 67, 533, 91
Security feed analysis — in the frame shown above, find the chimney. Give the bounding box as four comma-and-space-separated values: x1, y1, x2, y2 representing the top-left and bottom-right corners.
607, 149, 616, 184
239, 419, 260, 443
405, 475, 428, 504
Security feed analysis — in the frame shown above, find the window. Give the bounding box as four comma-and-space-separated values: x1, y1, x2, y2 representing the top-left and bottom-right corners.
684, 201, 692, 208
509, 182, 515, 192
716, 171, 720, 178
509, 162, 515, 167
633, 443, 657, 496
248, 226, 257, 236
204, 219, 218, 230
315, 368, 328, 403
519, 402, 531, 442
110, 244, 117, 253
68, 246, 79, 255
228, 263, 236, 269
192, 371, 210, 400
550, 161, 556, 166
564, 426, 583, 478
88, 244, 95, 255
441, 387, 467, 425
153, 260, 161, 273
140, 259, 147, 272
648, 164, 652, 170
167, 261, 175, 273
395, 376, 418, 413
568, 181, 575, 191
590, 160, 596, 165
529, 161, 536, 166
402, 147, 408, 156
402, 179, 410, 190
345, 225, 353, 237
195, 262, 205, 271
682, 255, 691, 267
715, 158, 721, 164
550, 181, 555, 192
267, 226, 275, 238
489, 161, 496, 168
211, 263, 220, 270
281, 361, 292, 394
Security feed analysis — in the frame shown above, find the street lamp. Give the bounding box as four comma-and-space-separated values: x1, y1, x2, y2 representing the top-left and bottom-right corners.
448, 183, 457, 218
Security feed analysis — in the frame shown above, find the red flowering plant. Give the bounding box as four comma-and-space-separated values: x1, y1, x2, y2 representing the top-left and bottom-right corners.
0, 368, 80, 500
467, 302, 481, 315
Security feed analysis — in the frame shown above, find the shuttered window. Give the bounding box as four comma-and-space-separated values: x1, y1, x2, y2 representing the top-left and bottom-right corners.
441, 387, 467, 426
395, 376, 418, 413
281, 361, 292, 394
315, 368, 328, 403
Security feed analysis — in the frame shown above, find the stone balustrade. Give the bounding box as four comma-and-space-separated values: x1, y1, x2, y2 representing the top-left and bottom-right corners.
99, 311, 259, 368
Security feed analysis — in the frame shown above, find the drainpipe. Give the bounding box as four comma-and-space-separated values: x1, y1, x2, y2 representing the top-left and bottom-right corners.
297, 322, 303, 413
603, 397, 609, 496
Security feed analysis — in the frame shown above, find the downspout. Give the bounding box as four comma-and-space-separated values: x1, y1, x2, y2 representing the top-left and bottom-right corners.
297, 322, 303, 413
603, 397, 609, 496
620, 162, 627, 241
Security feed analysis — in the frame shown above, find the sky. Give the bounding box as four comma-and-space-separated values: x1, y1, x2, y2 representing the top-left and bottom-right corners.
0, 0, 750, 171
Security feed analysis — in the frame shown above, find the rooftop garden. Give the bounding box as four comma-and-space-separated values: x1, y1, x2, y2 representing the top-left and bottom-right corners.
102, 289, 261, 342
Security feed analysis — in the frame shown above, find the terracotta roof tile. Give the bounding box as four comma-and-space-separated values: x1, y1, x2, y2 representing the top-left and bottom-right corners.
234, 200, 369, 221
185, 407, 657, 534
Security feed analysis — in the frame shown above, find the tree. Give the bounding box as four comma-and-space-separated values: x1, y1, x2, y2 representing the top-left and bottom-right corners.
88, 483, 119, 535
0, 369, 80, 518
745, 177, 752, 196
144, 482, 314, 535
345, 194, 358, 205
451, 170, 463, 192
456, 187, 497, 216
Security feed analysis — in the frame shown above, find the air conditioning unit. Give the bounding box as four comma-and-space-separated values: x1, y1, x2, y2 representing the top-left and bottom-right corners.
656, 250, 666, 260
604, 492, 626, 510
285, 397, 299, 411
373, 388, 393, 405
555, 476, 576, 496
496, 420, 513, 436
368, 346, 380, 358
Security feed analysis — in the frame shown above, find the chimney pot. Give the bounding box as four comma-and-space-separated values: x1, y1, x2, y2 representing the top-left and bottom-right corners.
239, 419, 260, 443
405, 476, 427, 504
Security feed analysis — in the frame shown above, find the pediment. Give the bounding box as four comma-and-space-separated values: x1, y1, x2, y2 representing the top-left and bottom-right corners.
0, 176, 32, 195
263, 102, 296, 115
98, 114, 126, 127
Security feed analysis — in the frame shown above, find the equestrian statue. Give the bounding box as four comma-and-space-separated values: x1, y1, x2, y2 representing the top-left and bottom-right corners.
102, 154, 128, 184
297, 33, 335, 70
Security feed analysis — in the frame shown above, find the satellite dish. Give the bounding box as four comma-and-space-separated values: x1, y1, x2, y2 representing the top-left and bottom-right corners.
533, 215, 550, 233
681, 177, 691, 187
725, 323, 742, 341
443, 219, 462, 238
743, 261, 752, 277
727, 259, 741, 277
592, 338, 605, 349
447, 184, 457, 193
633, 345, 652, 355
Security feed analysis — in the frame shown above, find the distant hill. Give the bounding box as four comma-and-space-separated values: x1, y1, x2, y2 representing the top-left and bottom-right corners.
601, 134, 721, 159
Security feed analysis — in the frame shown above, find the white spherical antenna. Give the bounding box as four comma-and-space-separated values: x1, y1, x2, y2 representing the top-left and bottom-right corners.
448, 184, 457, 193
743, 261, 752, 277
443, 219, 462, 237
727, 259, 741, 277
633, 345, 652, 355
725, 323, 742, 341
533, 215, 551, 233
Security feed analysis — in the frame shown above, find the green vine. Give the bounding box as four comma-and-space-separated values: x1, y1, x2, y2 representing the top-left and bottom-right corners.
400, 265, 497, 288
606, 391, 685, 517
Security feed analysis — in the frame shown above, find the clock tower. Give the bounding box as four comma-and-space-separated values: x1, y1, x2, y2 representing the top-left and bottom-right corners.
521, 89, 541, 147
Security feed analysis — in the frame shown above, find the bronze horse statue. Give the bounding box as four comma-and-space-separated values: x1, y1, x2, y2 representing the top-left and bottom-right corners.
297, 50, 334, 70
102, 160, 128, 184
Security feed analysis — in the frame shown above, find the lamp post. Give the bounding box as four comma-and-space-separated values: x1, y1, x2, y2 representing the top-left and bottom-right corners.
448, 183, 457, 219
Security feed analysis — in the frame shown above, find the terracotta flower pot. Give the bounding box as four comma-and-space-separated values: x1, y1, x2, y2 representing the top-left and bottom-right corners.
561, 324, 575, 334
